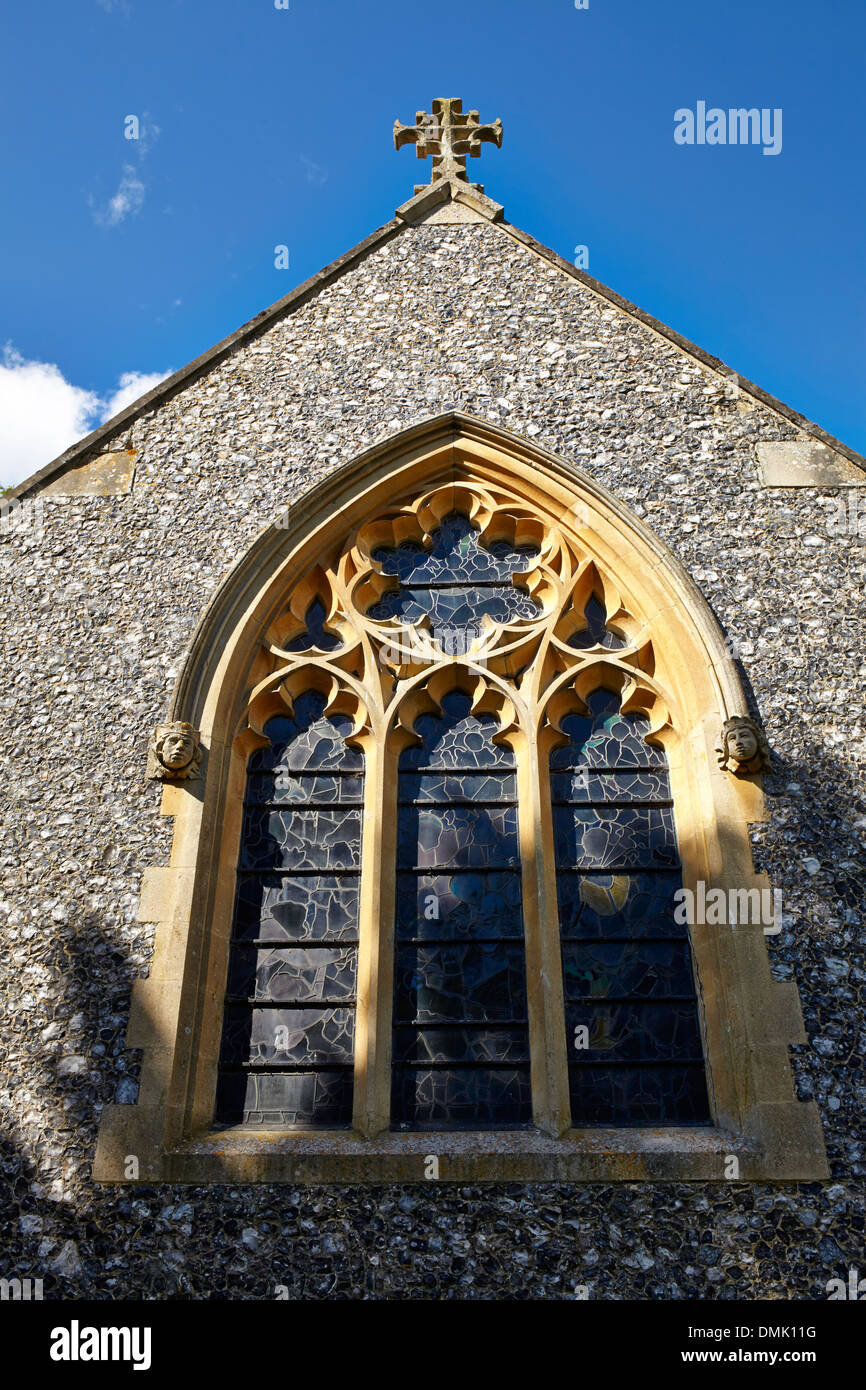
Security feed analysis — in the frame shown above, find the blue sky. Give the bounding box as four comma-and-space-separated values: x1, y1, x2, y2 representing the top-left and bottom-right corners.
1, 0, 863, 484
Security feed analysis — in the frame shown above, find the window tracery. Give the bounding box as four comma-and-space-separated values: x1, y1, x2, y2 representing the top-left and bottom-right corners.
228, 479, 707, 1132
94, 415, 827, 1181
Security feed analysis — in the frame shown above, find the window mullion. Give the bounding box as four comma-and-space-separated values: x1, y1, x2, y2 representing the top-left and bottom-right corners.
517, 726, 572, 1136
351, 728, 399, 1136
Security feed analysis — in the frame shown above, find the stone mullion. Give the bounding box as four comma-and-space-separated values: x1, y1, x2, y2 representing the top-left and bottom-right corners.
517, 718, 572, 1137
351, 725, 399, 1137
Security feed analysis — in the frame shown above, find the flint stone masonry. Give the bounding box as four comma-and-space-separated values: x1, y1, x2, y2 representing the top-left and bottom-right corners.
1, 216, 864, 1299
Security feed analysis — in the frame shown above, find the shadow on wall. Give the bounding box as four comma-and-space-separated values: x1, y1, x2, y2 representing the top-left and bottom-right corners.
757, 741, 865, 1178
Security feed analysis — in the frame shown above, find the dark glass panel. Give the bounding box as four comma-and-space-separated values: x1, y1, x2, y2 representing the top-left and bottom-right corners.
568, 1065, 710, 1127
564, 1002, 705, 1062
369, 513, 540, 635
569, 595, 627, 651
400, 690, 514, 771
397, 804, 521, 870
392, 1025, 530, 1065
394, 943, 528, 1024
374, 512, 538, 583
553, 687, 710, 1126
214, 1070, 353, 1128
561, 941, 699, 1000
368, 584, 539, 629
283, 598, 342, 653
247, 692, 363, 772
392, 688, 530, 1130
556, 872, 686, 940
398, 771, 517, 804
239, 807, 363, 871
552, 805, 679, 870
245, 772, 364, 805
395, 871, 523, 941
392, 1067, 532, 1130
216, 691, 362, 1129
220, 1005, 355, 1066
549, 689, 667, 770
233, 876, 359, 943
226, 945, 357, 1004
550, 770, 671, 803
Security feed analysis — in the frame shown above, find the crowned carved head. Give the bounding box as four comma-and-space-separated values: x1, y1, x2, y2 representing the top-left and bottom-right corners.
716, 716, 769, 776
147, 721, 203, 781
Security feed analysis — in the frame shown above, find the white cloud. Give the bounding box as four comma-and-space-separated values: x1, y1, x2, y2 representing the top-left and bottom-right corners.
0, 347, 171, 488
91, 164, 146, 227
300, 155, 328, 187
0, 349, 100, 487
90, 114, 158, 226
102, 369, 170, 418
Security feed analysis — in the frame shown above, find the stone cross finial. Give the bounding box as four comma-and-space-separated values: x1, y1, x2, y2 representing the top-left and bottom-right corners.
394, 98, 503, 188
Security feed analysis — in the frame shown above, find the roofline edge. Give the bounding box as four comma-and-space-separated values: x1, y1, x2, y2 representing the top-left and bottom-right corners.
499, 219, 866, 474
10, 206, 864, 500
9, 215, 405, 501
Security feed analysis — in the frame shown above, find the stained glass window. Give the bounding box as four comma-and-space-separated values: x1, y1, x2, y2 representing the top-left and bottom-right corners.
216, 503, 711, 1136
284, 599, 341, 653
551, 688, 710, 1125
569, 595, 627, 651
214, 691, 362, 1127
370, 511, 539, 644
391, 690, 531, 1129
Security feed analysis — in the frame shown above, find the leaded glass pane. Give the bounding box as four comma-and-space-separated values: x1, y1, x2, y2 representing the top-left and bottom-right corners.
391, 690, 531, 1130
233, 876, 359, 943
569, 595, 627, 651
563, 1067, 709, 1127
283, 599, 342, 653
215, 692, 361, 1128
370, 512, 540, 638
400, 691, 515, 770
552, 689, 710, 1126
550, 689, 668, 768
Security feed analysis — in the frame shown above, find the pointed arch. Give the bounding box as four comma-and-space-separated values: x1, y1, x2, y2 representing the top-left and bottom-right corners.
94, 412, 827, 1183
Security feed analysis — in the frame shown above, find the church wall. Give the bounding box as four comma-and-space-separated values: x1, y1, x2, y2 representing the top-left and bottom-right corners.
1, 221, 862, 1297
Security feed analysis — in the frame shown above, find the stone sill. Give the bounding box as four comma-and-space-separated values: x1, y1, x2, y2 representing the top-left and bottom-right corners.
161, 1125, 745, 1183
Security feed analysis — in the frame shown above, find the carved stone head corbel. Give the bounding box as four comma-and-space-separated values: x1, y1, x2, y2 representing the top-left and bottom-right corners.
716, 715, 770, 776
147, 721, 203, 781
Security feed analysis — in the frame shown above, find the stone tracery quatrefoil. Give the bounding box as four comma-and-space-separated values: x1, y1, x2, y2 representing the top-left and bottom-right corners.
246, 482, 672, 749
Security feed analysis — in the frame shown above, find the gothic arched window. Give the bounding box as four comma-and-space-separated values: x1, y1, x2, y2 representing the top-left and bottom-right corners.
213, 483, 713, 1134
96, 416, 826, 1182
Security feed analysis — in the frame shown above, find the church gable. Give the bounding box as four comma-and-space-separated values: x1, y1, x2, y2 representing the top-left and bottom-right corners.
20, 212, 859, 523
4, 98, 860, 1202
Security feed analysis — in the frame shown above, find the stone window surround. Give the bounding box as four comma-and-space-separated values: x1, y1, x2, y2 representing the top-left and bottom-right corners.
93, 412, 829, 1183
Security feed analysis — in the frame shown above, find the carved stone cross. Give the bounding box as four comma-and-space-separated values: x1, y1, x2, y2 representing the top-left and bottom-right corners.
394, 97, 503, 187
